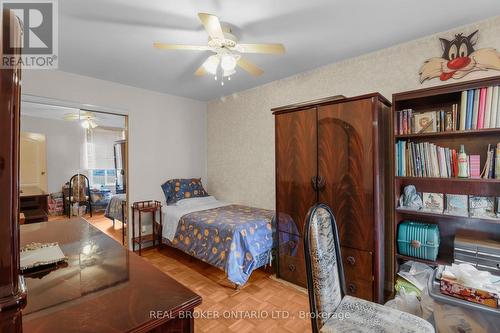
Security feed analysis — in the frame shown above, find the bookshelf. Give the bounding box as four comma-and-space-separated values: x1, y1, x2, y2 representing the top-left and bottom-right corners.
391, 75, 500, 280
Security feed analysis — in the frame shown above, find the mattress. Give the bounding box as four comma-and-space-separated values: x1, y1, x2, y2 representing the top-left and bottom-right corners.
162, 196, 275, 286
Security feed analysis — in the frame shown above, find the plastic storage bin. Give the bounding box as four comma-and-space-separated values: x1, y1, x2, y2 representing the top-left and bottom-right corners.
397, 221, 440, 261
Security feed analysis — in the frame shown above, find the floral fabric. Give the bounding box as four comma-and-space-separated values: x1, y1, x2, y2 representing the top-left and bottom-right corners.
161, 178, 208, 205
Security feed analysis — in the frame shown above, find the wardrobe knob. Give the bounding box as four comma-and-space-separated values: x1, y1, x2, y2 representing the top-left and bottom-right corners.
317, 175, 326, 191
288, 264, 296, 272
311, 176, 318, 191
346, 256, 356, 265
348, 283, 357, 293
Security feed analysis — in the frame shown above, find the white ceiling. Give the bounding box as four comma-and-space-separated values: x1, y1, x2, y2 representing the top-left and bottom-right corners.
58, 0, 500, 101
21, 102, 126, 128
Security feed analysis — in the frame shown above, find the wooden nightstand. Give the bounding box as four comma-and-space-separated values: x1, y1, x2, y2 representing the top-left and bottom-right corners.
131, 200, 162, 255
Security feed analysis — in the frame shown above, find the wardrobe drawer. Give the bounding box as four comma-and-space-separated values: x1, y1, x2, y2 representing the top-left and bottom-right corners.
341, 247, 373, 281
344, 274, 373, 301
278, 254, 307, 287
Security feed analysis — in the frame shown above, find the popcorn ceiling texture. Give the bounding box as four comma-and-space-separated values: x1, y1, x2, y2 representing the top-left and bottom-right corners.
207, 16, 500, 210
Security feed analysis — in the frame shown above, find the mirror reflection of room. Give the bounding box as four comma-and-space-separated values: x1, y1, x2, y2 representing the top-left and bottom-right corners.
20, 101, 128, 245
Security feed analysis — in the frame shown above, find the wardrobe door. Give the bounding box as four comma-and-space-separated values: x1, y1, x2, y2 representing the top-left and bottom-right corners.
275, 108, 317, 286
275, 108, 317, 236
317, 99, 375, 251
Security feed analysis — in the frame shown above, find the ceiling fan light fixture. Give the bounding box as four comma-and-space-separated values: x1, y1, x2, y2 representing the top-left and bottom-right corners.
81, 119, 90, 129
223, 69, 236, 77
203, 55, 219, 75
220, 54, 237, 71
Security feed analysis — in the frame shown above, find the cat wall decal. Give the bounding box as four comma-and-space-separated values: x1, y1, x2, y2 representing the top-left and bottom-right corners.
419, 30, 500, 83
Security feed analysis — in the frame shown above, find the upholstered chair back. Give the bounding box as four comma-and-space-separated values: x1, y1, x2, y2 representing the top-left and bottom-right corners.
70, 174, 89, 202
304, 204, 346, 333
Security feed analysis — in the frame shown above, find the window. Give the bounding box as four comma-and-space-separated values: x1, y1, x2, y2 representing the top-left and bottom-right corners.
90, 169, 116, 187
84, 128, 124, 188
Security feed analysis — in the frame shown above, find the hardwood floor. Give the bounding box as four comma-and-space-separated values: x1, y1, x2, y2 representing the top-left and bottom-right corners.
142, 247, 311, 333
49, 212, 311, 332
49, 212, 126, 245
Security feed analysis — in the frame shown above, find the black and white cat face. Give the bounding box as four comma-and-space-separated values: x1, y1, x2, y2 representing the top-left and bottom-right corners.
440, 31, 477, 60
420, 30, 500, 83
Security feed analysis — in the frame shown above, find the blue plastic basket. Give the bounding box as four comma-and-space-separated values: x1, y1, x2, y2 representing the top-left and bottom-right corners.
397, 221, 440, 261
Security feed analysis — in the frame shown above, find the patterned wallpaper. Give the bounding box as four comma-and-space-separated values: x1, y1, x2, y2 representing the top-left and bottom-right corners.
207, 16, 500, 210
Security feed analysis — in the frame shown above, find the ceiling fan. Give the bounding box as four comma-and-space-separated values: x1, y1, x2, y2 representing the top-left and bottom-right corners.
153, 13, 285, 85
64, 111, 99, 129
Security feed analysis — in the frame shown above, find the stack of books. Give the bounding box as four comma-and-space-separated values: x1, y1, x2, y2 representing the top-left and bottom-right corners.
396, 106, 458, 135
395, 141, 500, 179
461, 86, 500, 130
395, 141, 458, 177
481, 143, 500, 179
395, 85, 500, 135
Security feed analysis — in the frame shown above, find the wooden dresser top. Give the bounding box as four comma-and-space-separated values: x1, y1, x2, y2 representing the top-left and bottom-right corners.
20, 218, 201, 333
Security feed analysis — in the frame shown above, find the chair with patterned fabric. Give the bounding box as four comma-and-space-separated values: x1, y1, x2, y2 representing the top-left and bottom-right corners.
304, 203, 435, 333
67, 174, 92, 218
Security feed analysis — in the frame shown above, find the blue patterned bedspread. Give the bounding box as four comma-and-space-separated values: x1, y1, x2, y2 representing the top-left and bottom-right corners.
170, 205, 275, 286
104, 194, 126, 221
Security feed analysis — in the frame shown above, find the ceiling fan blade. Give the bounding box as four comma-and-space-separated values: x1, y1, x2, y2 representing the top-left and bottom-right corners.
195, 55, 219, 76
153, 43, 210, 51
198, 13, 225, 40
194, 65, 207, 76
237, 57, 263, 76
236, 43, 285, 54
63, 114, 80, 121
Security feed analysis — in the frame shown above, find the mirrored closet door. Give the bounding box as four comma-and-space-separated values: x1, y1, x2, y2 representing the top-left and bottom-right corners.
20, 101, 128, 245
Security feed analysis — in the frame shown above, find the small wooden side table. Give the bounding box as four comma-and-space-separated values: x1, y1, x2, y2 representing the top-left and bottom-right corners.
131, 200, 162, 255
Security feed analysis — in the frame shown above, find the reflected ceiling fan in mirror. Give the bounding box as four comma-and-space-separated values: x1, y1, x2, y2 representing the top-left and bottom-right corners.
63, 111, 99, 129
153, 13, 285, 86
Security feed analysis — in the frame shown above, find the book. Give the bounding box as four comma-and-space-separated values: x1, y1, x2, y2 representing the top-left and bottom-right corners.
469, 196, 496, 219
477, 87, 487, 129
423, 192, 444, 213
496, 143, 500, 179
472, 88, 480, 130
491, 86, 499, 128
403, 110, 408, 135
452, 149, 458, 177
394, 142, 401, 177
445, 194, 468, 216
414, 112, 437, 133
445, 110, 453, 131
466, 89, 474, 130
497, 86, 500, 128
469, 155, 481, 178
484, 86, 493, 128
452, 104, 458, 131
459, 91, 467, 130
481, 144, 494, 179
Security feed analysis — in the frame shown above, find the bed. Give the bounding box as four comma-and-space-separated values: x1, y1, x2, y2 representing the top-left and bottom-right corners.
104, 193, 127, 244
104, 193, 126, 222
161, 196, 276, 287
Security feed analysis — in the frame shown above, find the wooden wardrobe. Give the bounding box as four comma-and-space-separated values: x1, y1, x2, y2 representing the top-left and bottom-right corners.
272, 93, 391, 303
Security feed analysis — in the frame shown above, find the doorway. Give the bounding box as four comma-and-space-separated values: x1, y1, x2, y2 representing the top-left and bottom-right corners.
20, 132, 47, 192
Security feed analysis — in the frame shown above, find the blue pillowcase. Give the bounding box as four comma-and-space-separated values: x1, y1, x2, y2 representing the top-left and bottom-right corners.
161, 178, 208, 205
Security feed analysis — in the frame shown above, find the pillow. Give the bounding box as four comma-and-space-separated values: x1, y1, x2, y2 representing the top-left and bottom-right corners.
161, 179, 176, 205
161, 178, 208, 205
